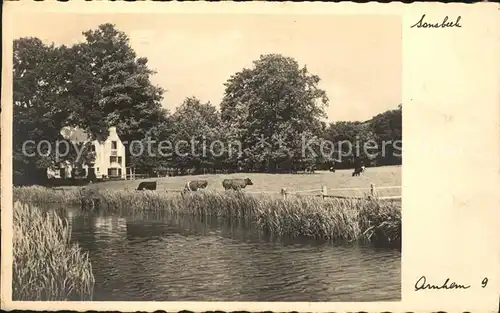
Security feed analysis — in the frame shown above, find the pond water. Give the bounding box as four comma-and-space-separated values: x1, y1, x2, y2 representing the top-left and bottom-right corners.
61, 207, 400, 301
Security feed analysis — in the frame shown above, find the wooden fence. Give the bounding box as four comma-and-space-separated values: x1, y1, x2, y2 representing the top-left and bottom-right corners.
163, 183, 401, 201
54, 181, 401, 202
279, 184, 401, 201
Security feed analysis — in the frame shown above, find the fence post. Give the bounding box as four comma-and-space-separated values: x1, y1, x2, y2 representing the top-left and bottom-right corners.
281, 188, 287, 200
370, 183, 376, 199
321, 185, 327, 199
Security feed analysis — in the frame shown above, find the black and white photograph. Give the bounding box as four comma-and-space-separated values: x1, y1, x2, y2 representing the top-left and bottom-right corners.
7, 11, 404, 302
3, 3, 498, 311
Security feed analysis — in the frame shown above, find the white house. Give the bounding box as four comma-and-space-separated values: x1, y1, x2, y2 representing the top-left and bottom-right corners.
89, 126, 127, 180
47, 126, 127, 180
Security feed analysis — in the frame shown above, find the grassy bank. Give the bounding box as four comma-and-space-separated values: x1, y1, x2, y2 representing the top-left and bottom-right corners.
13, 202, 95, 300
14, 186, 401, 248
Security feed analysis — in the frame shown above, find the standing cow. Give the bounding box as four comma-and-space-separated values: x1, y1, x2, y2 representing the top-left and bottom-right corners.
352, 166, 366, 177
137, 181, 157, 190
184, 180, 209, 191
222, 178, 254, 190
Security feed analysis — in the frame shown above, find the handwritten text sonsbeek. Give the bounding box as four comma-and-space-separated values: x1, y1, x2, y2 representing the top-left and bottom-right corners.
411, 14, 462, 29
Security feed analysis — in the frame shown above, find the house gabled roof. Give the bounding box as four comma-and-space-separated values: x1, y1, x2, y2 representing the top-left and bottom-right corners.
60, 126, 118, 144
60, 126, 90, 143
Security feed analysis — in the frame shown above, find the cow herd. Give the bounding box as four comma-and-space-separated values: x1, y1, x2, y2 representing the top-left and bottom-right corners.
135, 167, 366, 192
136, 178, 254, 192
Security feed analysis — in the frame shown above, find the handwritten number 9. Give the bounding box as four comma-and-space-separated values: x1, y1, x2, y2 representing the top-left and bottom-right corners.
481, 277, 488, 288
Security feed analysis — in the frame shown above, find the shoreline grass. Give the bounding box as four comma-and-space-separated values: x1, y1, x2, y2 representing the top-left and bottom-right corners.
14, 186, 401, 248
14, 185, 83, 205
13, 202, 95, 300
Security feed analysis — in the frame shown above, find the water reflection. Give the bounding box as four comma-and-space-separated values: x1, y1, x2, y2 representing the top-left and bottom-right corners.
63, 208, 400, 301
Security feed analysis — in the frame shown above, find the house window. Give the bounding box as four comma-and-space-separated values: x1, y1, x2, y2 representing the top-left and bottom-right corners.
118, 156, 122, 164
96, 167, 99, 172
90, 145, 96, 152
110, 156, 117, 163
111, 141, 117, 150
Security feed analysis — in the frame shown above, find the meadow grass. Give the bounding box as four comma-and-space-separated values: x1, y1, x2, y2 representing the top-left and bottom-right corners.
77, 166, 402, 198
14, 186, 401, 248
13, 202, 95, 300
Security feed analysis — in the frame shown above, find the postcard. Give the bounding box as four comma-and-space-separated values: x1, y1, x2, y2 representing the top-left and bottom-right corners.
1, 1, 499, 312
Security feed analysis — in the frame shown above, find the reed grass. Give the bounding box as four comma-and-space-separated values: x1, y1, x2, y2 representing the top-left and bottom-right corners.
14, 185, 82, 205
13, 202, 95, 300
14, 186, 401, 248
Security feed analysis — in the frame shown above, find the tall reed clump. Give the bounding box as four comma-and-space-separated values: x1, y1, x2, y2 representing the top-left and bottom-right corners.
81, 189, 259, 219
358, 199, 402, 248
254, 196, 363, 241
14, 186, 81, 205
78, 189, 401, 247
13, 202, 95, 300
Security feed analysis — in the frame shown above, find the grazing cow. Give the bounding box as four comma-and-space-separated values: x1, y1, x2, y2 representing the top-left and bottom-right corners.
222, 178, 254, 190
137, 181, 157, 191
329, 167, 336, 173
184, 180, 209, 191
352, 166, 366, 177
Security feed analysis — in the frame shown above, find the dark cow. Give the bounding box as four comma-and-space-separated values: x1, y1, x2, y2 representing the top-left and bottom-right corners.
305, 166, 316, 174
137, 181, 157, 190
222, 178, 254, 190
184, 180, 209, 191
352, 166, 366, 177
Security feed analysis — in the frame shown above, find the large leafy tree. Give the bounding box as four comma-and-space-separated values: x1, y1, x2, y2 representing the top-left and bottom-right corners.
170, 97, 221, 173
13, 24, 170, 184
220, 54, 329, 172
71, 24, 170, 174
68, 23, 168, 143
12, 38, 84, 184
128, 121, 173, 175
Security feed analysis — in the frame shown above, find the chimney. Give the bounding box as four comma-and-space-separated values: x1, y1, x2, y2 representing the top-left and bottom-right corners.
109, 126, 117, 135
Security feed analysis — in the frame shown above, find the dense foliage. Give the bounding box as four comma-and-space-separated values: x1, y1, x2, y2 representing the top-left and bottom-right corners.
13, 24, 167, 184
13, 24, 401, 185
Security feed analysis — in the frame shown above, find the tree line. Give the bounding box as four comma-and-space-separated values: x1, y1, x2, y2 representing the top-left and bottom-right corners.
13, 24, 401, 185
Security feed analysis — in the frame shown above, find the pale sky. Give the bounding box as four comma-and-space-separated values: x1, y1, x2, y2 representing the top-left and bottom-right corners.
11, 13, 401, 122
